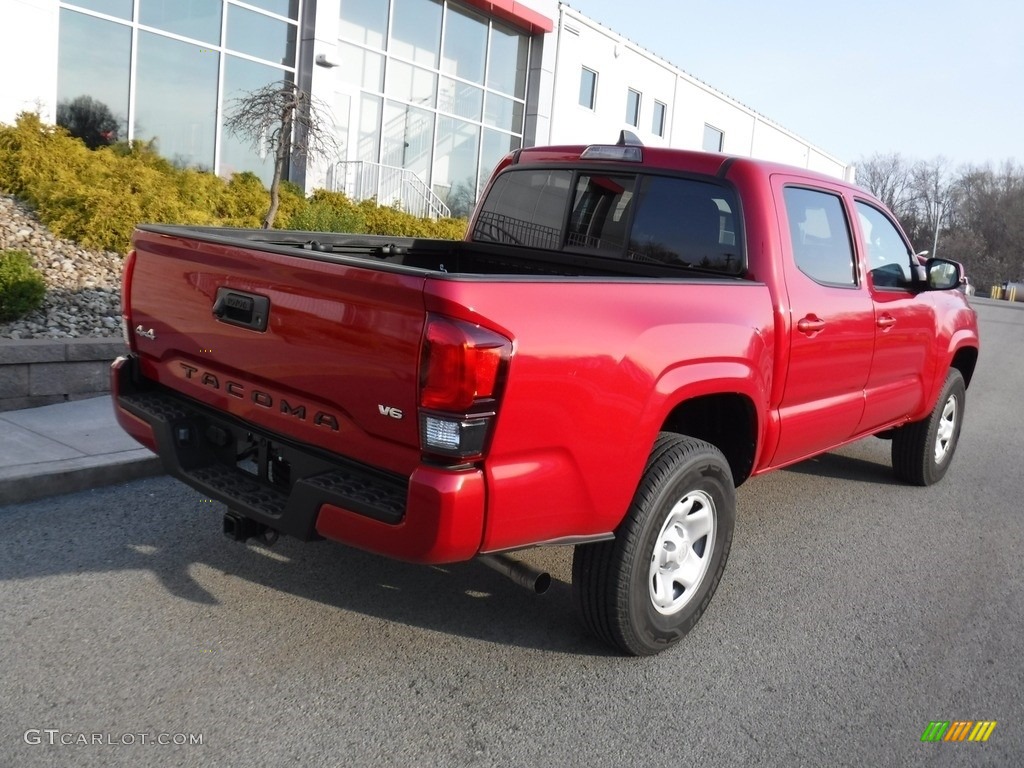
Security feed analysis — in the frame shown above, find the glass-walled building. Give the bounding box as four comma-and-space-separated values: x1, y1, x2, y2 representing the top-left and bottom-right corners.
333, 0, 533, 215
34, 0, 552, 211
1, 0, 853, 220
55, 0, 302, 185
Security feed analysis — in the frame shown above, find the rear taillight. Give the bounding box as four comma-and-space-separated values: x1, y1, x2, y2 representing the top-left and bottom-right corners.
121, 248, 137, 350
419, 314, 511, 461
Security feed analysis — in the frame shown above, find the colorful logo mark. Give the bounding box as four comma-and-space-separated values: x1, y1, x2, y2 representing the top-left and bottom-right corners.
921, 721, 997, 743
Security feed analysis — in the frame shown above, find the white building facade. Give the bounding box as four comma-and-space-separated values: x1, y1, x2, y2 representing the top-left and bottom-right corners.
2, 0, 853, 218
549, 7, 852, 181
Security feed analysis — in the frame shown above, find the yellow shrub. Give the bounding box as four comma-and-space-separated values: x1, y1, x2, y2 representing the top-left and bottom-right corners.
0, 114, 468, 252
356, 198, 467, 239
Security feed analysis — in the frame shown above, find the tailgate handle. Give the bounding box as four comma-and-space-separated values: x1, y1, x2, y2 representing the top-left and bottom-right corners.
212, 288, 270, 332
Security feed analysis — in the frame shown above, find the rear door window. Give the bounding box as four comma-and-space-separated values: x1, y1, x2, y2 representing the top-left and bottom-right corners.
783, 186, 857, 287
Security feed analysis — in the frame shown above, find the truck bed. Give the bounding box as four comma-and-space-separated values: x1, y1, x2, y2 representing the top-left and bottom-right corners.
138, 224, 747, 281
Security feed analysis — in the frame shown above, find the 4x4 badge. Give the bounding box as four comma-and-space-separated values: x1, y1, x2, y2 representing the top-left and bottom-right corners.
135, 325, 156, 340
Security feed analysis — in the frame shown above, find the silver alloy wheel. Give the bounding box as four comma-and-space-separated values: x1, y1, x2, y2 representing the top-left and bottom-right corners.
649, 490, 717, 615
935, 394, 958, 463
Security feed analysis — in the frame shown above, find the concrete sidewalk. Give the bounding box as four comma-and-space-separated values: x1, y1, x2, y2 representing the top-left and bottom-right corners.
0, 396, 163, 505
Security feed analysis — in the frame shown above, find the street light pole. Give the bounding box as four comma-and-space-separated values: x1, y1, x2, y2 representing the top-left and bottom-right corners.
931, 200, 943, 258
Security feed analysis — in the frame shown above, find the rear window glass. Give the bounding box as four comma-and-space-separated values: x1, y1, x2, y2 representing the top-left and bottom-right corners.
566, 174, 637, 254
628, 177, 739, 272
472, 169, 743, 275
472, 169, 572, 251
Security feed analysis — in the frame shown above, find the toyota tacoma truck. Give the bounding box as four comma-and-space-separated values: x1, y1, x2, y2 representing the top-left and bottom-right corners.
112, 134, 979, 656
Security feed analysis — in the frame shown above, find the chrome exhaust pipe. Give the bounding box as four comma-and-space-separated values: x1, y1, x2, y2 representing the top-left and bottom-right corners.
479, 554, 551, 594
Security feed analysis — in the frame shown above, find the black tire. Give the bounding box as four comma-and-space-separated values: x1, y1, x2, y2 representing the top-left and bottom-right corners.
572, 434, 735, 656
892, 369, 966, 486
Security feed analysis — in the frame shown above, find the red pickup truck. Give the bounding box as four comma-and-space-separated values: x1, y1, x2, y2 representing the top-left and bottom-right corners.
112, 136, 979, 655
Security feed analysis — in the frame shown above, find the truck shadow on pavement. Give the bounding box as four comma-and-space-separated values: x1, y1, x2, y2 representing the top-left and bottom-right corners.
783, 448, 901, 486
0, 476, 615, 657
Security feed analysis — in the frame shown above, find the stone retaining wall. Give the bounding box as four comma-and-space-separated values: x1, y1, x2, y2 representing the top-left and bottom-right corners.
0, 339, 126, 412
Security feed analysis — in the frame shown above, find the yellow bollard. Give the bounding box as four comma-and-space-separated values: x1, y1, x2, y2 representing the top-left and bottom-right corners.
1010, 285, 1018, 303
991, 285, 1003, 299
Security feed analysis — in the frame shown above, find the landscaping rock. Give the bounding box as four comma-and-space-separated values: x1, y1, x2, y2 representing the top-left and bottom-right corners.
0, 195, 123, 339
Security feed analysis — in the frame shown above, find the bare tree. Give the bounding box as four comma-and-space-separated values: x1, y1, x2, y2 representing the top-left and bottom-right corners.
856, 153, 918, 224
929, 162, 1024, 288
858, 153, 959, 254
224, 80, 338, 229
911, 156, 953, 257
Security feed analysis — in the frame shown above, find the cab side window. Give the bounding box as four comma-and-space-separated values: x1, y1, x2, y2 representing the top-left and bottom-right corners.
856, 201, 914, 288
783, 187, 857, 286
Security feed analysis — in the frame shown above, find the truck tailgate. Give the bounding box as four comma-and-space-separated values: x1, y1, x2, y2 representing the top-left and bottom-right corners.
127, 227, 426, 476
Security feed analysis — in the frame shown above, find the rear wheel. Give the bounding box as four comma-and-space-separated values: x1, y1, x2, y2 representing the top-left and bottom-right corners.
573, 434, 735, 656
892, 369, 965, 486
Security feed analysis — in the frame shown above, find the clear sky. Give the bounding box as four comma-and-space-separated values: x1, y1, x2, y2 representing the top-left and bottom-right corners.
564, 0, 1023, 168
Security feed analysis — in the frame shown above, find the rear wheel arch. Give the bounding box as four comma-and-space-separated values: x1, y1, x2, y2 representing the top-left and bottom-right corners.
661, 393, 758, 486
572, 434, 736, 655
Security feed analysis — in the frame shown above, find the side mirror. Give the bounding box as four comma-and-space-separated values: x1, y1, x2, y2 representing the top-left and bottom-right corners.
925, 257, 964, 291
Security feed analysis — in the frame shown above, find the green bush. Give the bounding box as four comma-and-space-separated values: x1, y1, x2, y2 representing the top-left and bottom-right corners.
214, 172, 269, 228
357, 199, 467, 239
284, 189, 366, 233
0, 250, 46, 322
423, 216, 468, 240
284, 191, 467, 239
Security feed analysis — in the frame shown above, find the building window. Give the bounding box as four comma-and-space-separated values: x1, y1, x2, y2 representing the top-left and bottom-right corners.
433, 116, 480, 217
68, 0, 132, 20
652, 100, 666, 137
226, 3, 297, 66
390, 0, 442, 68
220, 55, 288, 179
338, 0, 531, 216
135, 30, 219, 170
579, 67, 597, 109
442, 4, 487, 83
487, 21, 528, 98
340, 41, 385, 91
339, 0, 389, 49
139, 0, 221, 45
626, 88, 641, 127
57, 9, 131, 145
703, 124, 724, 152
57, 1, 300, 185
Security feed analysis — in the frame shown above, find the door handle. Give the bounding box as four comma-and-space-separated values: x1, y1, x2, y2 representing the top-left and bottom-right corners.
876, 314, 897, 330
797, 315, 826, 335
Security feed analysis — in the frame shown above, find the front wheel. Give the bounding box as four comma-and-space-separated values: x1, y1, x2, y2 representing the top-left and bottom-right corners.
573, 434, 736, 656
891, 369, 966, 486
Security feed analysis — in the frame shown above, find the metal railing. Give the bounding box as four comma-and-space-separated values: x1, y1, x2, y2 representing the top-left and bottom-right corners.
328, 161, 451, 220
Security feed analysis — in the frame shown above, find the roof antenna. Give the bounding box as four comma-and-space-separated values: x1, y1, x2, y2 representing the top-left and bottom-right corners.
617, 130, 643, 147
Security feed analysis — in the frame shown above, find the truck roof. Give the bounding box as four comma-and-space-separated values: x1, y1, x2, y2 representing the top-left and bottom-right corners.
511, 143, 863, 197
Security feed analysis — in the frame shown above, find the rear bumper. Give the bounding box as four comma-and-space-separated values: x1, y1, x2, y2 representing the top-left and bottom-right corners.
110, 356, 485, 563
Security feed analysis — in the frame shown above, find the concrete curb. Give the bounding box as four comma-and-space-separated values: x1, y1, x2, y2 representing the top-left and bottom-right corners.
0, 450, 164, 505
0, 395, 165, 506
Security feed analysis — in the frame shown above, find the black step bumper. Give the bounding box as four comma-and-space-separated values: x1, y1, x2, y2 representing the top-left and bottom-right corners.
112, 356, 408, 540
